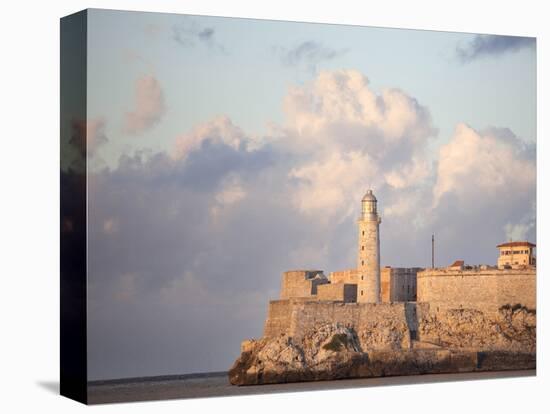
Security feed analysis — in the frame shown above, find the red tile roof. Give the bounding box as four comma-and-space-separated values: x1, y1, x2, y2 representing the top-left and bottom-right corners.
450, 260, 464, 267
496, 241, 536, 248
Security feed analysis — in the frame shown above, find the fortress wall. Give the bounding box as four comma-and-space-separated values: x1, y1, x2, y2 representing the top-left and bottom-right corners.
414, 301, 536, 352
317, 283, 357, 302
263, 300, 410, 340
381, 267, 421, 302
417, 268, 536, 309
262, 299, 535, 353
495, 271, 536, 309
381, 268, 391, 302
263, 300, 294, 337
279, 270, 327, 299
330, 269, 359, 284
391, 268, 420, 302
288, 302, 410, 346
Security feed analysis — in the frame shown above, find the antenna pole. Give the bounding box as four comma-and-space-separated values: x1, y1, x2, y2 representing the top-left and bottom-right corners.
432, 234, 435, 269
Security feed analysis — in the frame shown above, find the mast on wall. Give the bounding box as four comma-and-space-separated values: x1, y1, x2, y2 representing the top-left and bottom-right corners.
432, 234, 435, 269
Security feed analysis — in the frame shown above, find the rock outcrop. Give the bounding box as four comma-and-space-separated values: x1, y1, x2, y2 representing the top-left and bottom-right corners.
229, 303, 536, 386
417, 304, 536, 352
229, 324, 366, 385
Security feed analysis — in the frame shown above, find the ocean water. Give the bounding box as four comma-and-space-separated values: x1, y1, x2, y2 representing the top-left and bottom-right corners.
87, 369, 535, 404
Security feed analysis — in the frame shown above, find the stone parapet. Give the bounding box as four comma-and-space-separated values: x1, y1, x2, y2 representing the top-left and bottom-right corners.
330, 269, 359, 284
279, 270, 328, 299
317, 283, 357, 303
417, 267, 536, 308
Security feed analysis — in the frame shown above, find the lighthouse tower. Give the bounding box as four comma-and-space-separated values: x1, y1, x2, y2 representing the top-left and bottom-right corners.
357, 189, 381, 303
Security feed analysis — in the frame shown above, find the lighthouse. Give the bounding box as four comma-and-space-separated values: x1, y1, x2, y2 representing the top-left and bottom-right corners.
357, 189, 381, 303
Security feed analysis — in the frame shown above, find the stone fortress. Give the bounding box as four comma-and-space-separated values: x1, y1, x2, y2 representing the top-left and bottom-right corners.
278, 191, 421, 304
229, 190, 536, 385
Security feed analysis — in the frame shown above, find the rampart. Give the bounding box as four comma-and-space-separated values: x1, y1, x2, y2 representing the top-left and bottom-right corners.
262, 298, 535, 354
317, 283, 357, 302
279, 270, 328, 299
263, 300, 415, 350
381, 267, 421, 302
330, 269, 358, 284
417, 267, 536, 309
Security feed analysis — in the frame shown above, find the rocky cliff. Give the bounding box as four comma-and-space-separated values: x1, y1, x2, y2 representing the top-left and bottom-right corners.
229, 302, 535, 385
417, 303, 536, 352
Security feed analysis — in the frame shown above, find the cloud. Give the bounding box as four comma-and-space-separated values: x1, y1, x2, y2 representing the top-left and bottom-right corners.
289, 151, 379, 221
456, 34, 535, 63
69, 117, 108, 156
210, 174, 247, 221
275, 41, 347, 73
283, 70, 435, 150
504, 202, 536, 241
87, 139, 314, 379
124, 75, 166, 135
173, 19, 225, 53
427, 124, 536, 265
282, 69, 436, 220
174, 115, 249, 160
86, 69, 536, 379
433, 123, 535, 207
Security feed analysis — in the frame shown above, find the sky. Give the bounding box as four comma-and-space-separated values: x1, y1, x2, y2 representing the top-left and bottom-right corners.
80, 9, 536, 380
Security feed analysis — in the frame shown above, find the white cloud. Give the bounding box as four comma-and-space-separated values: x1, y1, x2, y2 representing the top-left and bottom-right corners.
174, 115, 249, 160
504, 202, 536, 241
215, 176, 246, 206
384, 157, 430, 189
281, 69, 436, 221
210, 174, 247, 221
124, 75, 166, 135
383, 191, 422, 218
282, 70, 435, 153
289, 151, 379, 220
433, 123, 536, 207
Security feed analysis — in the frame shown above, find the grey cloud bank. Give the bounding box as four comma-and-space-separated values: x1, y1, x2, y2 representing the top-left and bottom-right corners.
456, 34, 535, 62
275, 41, 348, 73
87, 69, 535, 380
172, 18, 226, 53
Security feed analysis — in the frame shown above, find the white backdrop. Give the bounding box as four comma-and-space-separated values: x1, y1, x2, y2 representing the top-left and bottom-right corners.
0, 0, 547, 412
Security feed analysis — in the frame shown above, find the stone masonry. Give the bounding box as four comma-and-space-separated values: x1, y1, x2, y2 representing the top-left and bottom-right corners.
417, 267, 536, 309
381, 267, 421, 302
279, 270, 328, 299
317, 283, 357, 302
330, 269, 359, 284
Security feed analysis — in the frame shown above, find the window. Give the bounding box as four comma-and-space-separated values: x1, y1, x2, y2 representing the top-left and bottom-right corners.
361, 260, 364, 266
362, 231, 365, 236
361, 246, 364, 251
361, 290, 364, 296
361, 275, 364, 280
